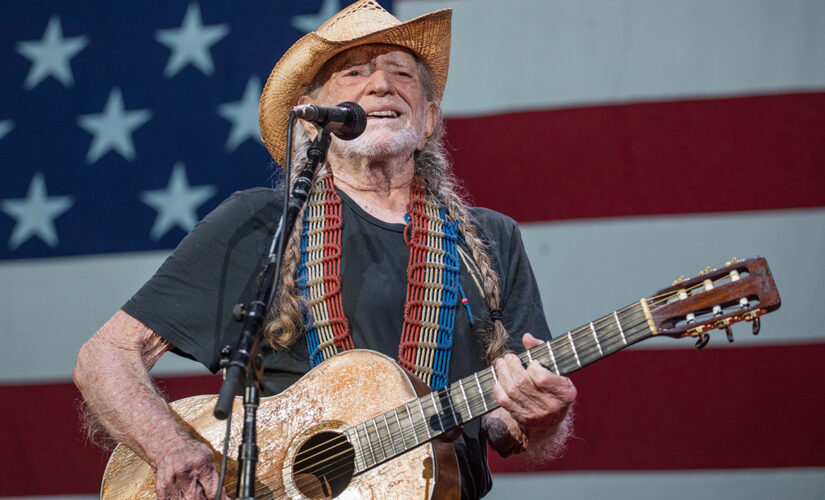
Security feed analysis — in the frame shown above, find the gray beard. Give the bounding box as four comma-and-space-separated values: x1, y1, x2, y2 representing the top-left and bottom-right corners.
331, 122, 420, 161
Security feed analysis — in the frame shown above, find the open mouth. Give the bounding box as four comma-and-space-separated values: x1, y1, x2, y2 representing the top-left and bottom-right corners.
367, 110, 399, 118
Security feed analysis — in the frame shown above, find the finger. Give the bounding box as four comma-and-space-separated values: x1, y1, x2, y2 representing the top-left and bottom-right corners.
194, 457, 220, 500
198, 470, 221, 500
521, 332, 544, 349
525, 362, 574, 395
181, 476, 207, 500
494, 355, 545, 412
202, 470, 231, 500
155, 467, 176, 500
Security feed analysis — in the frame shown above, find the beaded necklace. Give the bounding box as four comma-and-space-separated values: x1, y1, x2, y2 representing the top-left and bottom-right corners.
296, 172, 460, 390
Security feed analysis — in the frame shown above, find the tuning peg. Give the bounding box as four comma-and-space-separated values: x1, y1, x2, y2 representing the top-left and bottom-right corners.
695, 333, 710, 350
672, 275, 687, 286
698, 266, 716, 276
725, 257, 742, 267
725, 326, 734, 343
752, 317, 761, 335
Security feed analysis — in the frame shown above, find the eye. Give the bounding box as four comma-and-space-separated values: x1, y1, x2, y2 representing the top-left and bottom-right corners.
345, 70, 361, 77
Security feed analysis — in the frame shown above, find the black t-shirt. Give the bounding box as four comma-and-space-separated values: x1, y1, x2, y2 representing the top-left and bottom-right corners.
123, 186, 551, 499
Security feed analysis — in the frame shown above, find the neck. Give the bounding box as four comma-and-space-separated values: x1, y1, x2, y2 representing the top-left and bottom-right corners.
328, 154, 416, 223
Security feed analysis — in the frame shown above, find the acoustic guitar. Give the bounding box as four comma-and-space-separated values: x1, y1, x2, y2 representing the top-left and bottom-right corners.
101, 257, 780, 499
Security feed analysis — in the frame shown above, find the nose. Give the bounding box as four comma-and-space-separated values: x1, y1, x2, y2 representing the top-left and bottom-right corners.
365, 69, 394, 96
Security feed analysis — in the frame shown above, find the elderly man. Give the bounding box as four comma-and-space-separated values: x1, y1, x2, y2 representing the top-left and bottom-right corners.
73, 1, 576, 499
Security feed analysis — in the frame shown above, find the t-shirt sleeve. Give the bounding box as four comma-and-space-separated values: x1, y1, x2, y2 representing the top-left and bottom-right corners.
122, 189, 277, 373
471, 208, 552, 346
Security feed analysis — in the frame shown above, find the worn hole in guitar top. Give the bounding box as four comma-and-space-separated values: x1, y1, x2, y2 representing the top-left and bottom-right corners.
292, 431, 355, 499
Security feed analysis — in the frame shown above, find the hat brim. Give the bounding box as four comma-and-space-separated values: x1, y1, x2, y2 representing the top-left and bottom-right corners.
259, 8, 452, 166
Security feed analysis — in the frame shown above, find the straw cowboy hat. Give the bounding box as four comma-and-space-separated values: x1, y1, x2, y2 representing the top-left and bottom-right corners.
259, 0, 452, 166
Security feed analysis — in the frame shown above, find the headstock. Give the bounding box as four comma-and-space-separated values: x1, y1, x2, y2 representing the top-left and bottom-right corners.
646, 257, 781, 348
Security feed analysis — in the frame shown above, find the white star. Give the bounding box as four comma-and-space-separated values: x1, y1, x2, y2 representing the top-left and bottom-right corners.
217, 75, 264, 152
1, 173, 73, 249
77, 88, 152, 163
292, 0, 341, 33
155, 3, 230, 78
140, 163, 216, 240
15, 15, 89, 89
0, 120, 13, 142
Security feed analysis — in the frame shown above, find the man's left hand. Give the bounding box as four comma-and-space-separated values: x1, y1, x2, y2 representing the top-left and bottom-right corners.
492, 333, 577, 429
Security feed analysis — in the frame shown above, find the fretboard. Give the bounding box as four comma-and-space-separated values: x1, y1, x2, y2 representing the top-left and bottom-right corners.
344, 300, 657, 473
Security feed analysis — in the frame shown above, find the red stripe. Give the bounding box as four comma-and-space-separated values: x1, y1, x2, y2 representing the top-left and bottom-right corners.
2, 343, 824, 495
488, 342, 825, 473
0, 375, 220, 497
447, 92, 825, 222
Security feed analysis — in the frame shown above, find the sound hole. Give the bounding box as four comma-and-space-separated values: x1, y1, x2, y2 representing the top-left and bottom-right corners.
292, 431, 355, 499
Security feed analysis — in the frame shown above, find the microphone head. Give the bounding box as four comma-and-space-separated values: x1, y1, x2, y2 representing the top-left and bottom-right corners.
334, 101, 367, 140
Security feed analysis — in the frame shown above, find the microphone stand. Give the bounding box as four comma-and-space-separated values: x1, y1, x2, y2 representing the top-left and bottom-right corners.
213, 128, 332, 499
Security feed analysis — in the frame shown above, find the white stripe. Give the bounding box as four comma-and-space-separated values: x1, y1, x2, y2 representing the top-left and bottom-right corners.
2, 468, 821, 500
397, 0, 825, 116
520, 208, 825, 349
0, 250, 204, 383
486, 468, 825, 500
1, 209, 822, 382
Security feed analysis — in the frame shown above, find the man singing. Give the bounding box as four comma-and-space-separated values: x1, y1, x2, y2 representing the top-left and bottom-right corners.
74, 1, 576, 498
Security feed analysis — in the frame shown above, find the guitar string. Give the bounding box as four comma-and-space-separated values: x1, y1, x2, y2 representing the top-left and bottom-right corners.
222, 274, 747, 497
251, 310, 660, 499
269, 270, 735, 470
254, 313, 657, 499
271, 303, 658, 482
277, 302, 652, 475
255, 316, 656, 499
293, 268, 735, 468
281, 297, 660, 467
260, 305, 657, 498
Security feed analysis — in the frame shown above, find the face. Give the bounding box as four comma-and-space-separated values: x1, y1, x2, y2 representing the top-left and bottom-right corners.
300, 45, 438, 160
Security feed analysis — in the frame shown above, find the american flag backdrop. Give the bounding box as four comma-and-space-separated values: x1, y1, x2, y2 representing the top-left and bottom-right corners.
1, 0, 824, 498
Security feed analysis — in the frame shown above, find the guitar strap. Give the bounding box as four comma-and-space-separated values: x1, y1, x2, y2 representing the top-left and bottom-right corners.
296, 172, 462, 390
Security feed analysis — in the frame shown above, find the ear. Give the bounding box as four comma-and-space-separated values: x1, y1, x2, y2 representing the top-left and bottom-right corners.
417, 101, 439, 150
297, 95, 319, 140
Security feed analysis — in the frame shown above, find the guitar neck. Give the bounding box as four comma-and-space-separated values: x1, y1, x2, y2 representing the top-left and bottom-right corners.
344, 300, 657, 473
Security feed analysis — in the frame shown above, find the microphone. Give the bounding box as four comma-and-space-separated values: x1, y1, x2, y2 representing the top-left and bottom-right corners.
292, 101, 367, 140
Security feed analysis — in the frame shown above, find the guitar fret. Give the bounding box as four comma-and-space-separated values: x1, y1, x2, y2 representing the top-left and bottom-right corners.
416, 397, 433, 439
590, 322, 604, 356
345, 428, 364, 472
430, 392, 445, 432
358, 423, 376, 467
393, 407, 408, 450
526, 349, 533, 363
545, 340, 559, 374
491, 365, 498, 383
613, 311, 627, 345
444, 389, 458, 427
567, 331, 581, 368
382, 413, 397, 456
402, 404, 420, 445
371, 419, 388, 462
474, 373, 488, 412
458, 378, 473, 420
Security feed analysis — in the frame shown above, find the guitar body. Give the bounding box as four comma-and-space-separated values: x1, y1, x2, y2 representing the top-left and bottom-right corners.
101, 350, 460, 499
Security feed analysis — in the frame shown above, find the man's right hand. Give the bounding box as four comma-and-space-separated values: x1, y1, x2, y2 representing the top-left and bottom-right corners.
73, 312, 231, 500
154, 437, 229, 500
